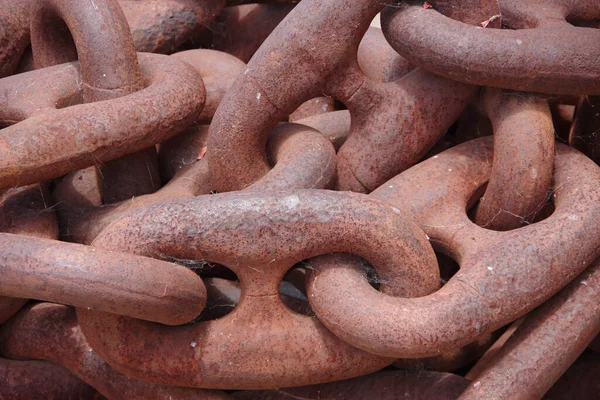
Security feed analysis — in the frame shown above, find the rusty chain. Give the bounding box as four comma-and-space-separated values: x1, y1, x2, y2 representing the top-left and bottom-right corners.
0, 0, 599, 399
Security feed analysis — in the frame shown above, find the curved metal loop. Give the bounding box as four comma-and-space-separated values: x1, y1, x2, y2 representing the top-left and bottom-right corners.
208, 0, 475, 194
56, 121, 336, 244
75, 190, 438, 388
0, 53, 205, 189
0, 303, 230, 400
0, 232, 205, 325
30, 0, 143, 102
381, 0, 600, 95
474, 88, 555, 230
307, 137, 600, 358
458, 258, 600, 399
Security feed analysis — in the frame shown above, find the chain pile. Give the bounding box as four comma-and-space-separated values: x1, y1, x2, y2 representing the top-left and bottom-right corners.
0, 0, 599, 398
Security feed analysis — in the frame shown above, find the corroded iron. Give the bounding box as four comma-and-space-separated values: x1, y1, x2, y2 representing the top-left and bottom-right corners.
208, 0, 475, 194
232, 370, 470, 399
0, 303, 230, 400
0, 53, 204, 189
459, 258, 600, 399
473, 88, 554, 230
56, 122, 336, 244
0, 233, 206, 324
307, 138, 600, 358
382, 0, 600, 95
76, 190, 439, 388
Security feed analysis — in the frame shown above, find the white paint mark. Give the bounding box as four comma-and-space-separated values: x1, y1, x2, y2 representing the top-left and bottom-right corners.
388, 185, 395, 189
433, 155, 439, 159
190, 341, 197, 348
256, 92, 261, 100
581, 280, 588, 286
530, 168, 538, 179
90, 0, 99, 10
474, 381, 481, 388
487, 267, 493, 271
282, 194, 300, 209
516, 39, 523, 45
568, 214, 580, 221
448, 168, 453, 172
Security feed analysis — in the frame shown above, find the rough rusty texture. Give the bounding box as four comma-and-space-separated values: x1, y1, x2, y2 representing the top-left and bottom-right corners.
294, 110, 351, 151
172, 49, 246, 122
307, 138, 600, 358
245, 123, 337, 191
195, 3, 296, 62
0, 0, 32, 78
0, 184, 58, 239
0, 52, 204, 189
569, 95, 600, 163
120, 0, 226, 54
0, 303, 231, 400
232, 370, 470, 399
0, 358, 100, 400
544, 351, 600, 399
458, 258, 600, 399
357, 27, 413, 83
289, 97, 337, 122
433, 0, 501, 26
57, 121, 336, 244
0, 233, 205, 325
394, 331, 497, 373
465, 318, 524, 380
382, 1, 600, 95
208, 0, 475, 193
76, 190, 440, 388
0, 182, 59, 324
30, 0, 144, 102
473, 88, 555, 230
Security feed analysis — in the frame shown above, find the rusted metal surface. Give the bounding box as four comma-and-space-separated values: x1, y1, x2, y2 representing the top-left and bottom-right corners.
307, 138, 600, 358
75, 190, 440, 388
357, 27, 413, 83
459, 258, 600, 399
0, 0, 32, 78
232, 370, 470, 399
120, 0, 226, 54
289, 97, 337, 122
473, 88, 555, 230
56, 122, 336, 244
293, 110, 351, 150
172, 49, 246, 122
544, 351, 600, 400
0, 53, 204, 189
208, 0, 476, 193
0, 233, 205, 324
381, 1, 600, 95
0, 303, 230, 400
195, 3, 296, 62
0, 358, 100, 400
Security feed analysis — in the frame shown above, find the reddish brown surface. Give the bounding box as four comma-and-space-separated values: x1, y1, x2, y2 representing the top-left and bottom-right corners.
172, 49, 246, 122
382, 1, 600, 95
307, 138, 600, 358
459, 258, 600, 399
196, 3, 296, 62
56, 121, 336, 244
208, 0, 475, 194
0, 233, 205, 325
0, 53, 204, 189
232, 370, 470, 400
76, 190, 440, 388
474, 88, 555, 230
120, 0, 226, 54
0, 303, 230, 400
0, 358, 100, 400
